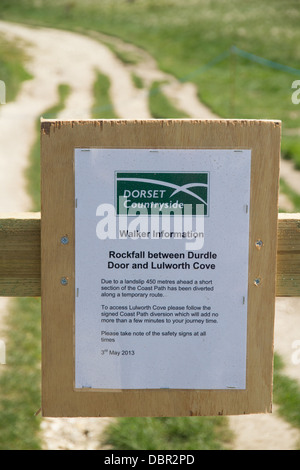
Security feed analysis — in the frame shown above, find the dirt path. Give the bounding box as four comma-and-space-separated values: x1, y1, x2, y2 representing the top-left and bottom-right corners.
0, 21, 299, 451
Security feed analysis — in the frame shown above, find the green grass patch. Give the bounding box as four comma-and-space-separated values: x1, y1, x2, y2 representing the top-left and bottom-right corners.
273, 353, 300, 432
0, 297, 42, 450
25, 83, 70, 211
91, 71, 117, 119
280, 178, 300, 213
0, 34, 32, 103
98, 39, 141, 66
103, 416, 232, 451
102, 356, 300, 451
281, 135, 300, 171
131, 72, 144, 90
149, 81, 189, 119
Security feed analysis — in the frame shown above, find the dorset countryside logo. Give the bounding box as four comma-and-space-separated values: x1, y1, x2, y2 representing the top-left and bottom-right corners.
116, 172, 209, 216
96, 171, 207, 249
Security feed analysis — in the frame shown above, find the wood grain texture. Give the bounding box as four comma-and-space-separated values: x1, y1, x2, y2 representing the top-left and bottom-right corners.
276, 213, 300, 296
0, 213, 41, 296
39, 119, 281, 417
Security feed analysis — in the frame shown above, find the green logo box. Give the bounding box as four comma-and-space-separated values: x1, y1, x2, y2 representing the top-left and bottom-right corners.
115, 172, 209, 216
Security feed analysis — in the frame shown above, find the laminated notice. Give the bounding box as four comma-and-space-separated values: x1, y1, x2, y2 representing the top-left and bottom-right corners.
74, 148, 251, 390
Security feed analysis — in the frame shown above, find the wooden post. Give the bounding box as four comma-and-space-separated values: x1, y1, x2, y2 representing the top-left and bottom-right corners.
0, 212, 299, 297
276, 213, 300, 296
0, 213, 41, 297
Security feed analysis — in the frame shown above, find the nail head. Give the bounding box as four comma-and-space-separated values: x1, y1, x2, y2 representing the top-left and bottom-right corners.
61, 236, 69, 245
61, 277, 68, 286
255, 240, 263, 249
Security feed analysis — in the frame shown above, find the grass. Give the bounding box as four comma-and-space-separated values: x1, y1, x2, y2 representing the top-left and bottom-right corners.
0, 33, 32, 103
273, 353, 300, 432
149, 81, 189, 119
96, 38, 142, 66
131, 73, 144, 90
0, 298, 42, 450
280, 178, 300, 213
282, 135, 300, 171
1, 0, 300, 164
91, 71, 117, 119
103, 416, 232, 451
102, 355, 300, 451
26, 83, 71, 210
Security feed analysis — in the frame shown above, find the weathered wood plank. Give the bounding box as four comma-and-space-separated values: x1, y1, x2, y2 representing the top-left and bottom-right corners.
276, 213, 300, 297
0, 213, 41, 297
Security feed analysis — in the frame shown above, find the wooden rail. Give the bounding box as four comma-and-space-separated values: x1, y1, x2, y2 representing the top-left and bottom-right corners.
0, 212, 299, 297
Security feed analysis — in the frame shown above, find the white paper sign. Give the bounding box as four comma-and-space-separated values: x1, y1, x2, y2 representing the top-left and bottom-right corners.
74, 148, 251, 390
